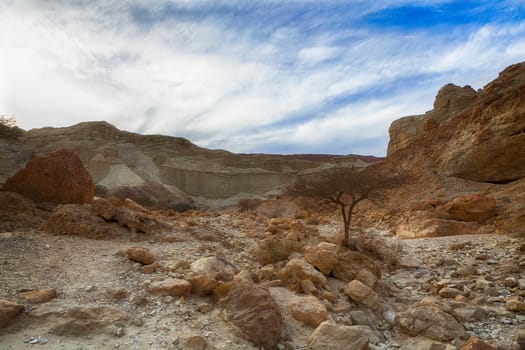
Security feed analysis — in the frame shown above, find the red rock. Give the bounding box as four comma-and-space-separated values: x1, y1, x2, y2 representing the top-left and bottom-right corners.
0, 300, 24, 328
443, 194, 497, 223
126, 246, 155, 265
20, 288, 57, 303
148, 278, 191, 297
226, 283, 281, 349
1, 149, 94, 204
458, 336, 497, 350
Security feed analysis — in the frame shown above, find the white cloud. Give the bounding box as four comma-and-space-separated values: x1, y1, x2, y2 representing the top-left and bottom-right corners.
0, 1, 524, 155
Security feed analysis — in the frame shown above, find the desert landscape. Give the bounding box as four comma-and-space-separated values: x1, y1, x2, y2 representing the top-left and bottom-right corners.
0, 60, 524, 350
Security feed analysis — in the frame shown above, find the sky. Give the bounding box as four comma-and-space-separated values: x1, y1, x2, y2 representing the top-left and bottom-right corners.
1, 1, 525, 156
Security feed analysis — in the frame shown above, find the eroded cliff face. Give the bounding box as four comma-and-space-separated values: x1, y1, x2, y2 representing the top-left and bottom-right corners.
387, 62, 525, 183
0, 122, 371, 206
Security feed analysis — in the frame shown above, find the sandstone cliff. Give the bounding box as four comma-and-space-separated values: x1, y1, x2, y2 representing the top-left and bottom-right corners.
0, 122, 372, 208
387, 62, 525, 183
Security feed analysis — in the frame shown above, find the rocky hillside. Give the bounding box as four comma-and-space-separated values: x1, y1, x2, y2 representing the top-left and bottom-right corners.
387, 61, 525, 184
0, 122, 373, 209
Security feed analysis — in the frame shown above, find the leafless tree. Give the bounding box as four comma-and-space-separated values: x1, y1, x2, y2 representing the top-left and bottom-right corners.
289, 166, 405, 248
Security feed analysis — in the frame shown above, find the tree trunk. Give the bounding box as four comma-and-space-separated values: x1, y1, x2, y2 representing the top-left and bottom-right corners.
342, 203, 355, 248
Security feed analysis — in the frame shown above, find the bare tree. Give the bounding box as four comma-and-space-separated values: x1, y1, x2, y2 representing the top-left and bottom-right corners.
289, 166, 405, 248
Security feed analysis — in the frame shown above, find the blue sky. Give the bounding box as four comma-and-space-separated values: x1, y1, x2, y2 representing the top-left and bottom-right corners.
1, 0, 525, 155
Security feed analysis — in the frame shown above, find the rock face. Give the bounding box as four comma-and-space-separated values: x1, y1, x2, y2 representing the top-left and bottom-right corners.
225, 283, 282, 350
443, 193, 497, 223
1, 149, 94, 204
387, 62, 525, 183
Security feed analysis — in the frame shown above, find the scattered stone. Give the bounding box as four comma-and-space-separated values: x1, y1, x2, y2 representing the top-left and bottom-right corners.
42, 204, 123, 238
343, 280, 381, 310
452, 306, 487, 323
303, 244, 338, 275
332, 250, 381, 283
504, 277, 518, 288
332, 300, 352, 314
289, 295, 328, 327
300, 279, 318, 295
184, 335, 208, 350
0, 300, 24, 328
505, 296, 525, 312
20, 288, 57, 303
189, 274, 219, 296
125, 246, 155, 265
140, 263, 158, 274
439, 287, 462, 299
225, 283, 281, 350
396, 305, 467, 341
518, 279, 525, 290
277, 258, 327, 289
148, 278, 191, 297
458, 336, 497, 350
29, 305, 128, 336
307, 320, 371, 350
106, 288, 129, 300
190, 256, 238, 282
517, 330, 525, 350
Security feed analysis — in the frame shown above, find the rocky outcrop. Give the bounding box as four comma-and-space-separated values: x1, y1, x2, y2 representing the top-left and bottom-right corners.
387, 115, 425, 155
1, 149, 94, 204
387, 62, 525, 183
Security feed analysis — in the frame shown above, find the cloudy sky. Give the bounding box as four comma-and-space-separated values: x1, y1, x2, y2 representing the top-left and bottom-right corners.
1, 1, 525, 155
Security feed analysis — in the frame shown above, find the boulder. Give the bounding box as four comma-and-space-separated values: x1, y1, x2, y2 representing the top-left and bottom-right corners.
42, 204, 123, 239
226, 283, 281, 350
396, 217, 478, 239
0, 300, 24, 328
1, 149, 94, 204
125, 246, 155, 265
29, 304, 128, 336
20, 288, 57, 303
190, 256, 238, 282
183, 335, 208, 350
0, 191, 47, 231
396, 305, 468, 341
443, 194, 497, 223
303, 244, 338, 275
343, 280, 381, 310
307, 320, 371, 350
277, 258, 327, 289
458, 336, 497, 350
332, 250, 381, 283
189, 274, 219, 296
148, 278, 191, 297
289, 295, 328, 327
505, 296, 525, 312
